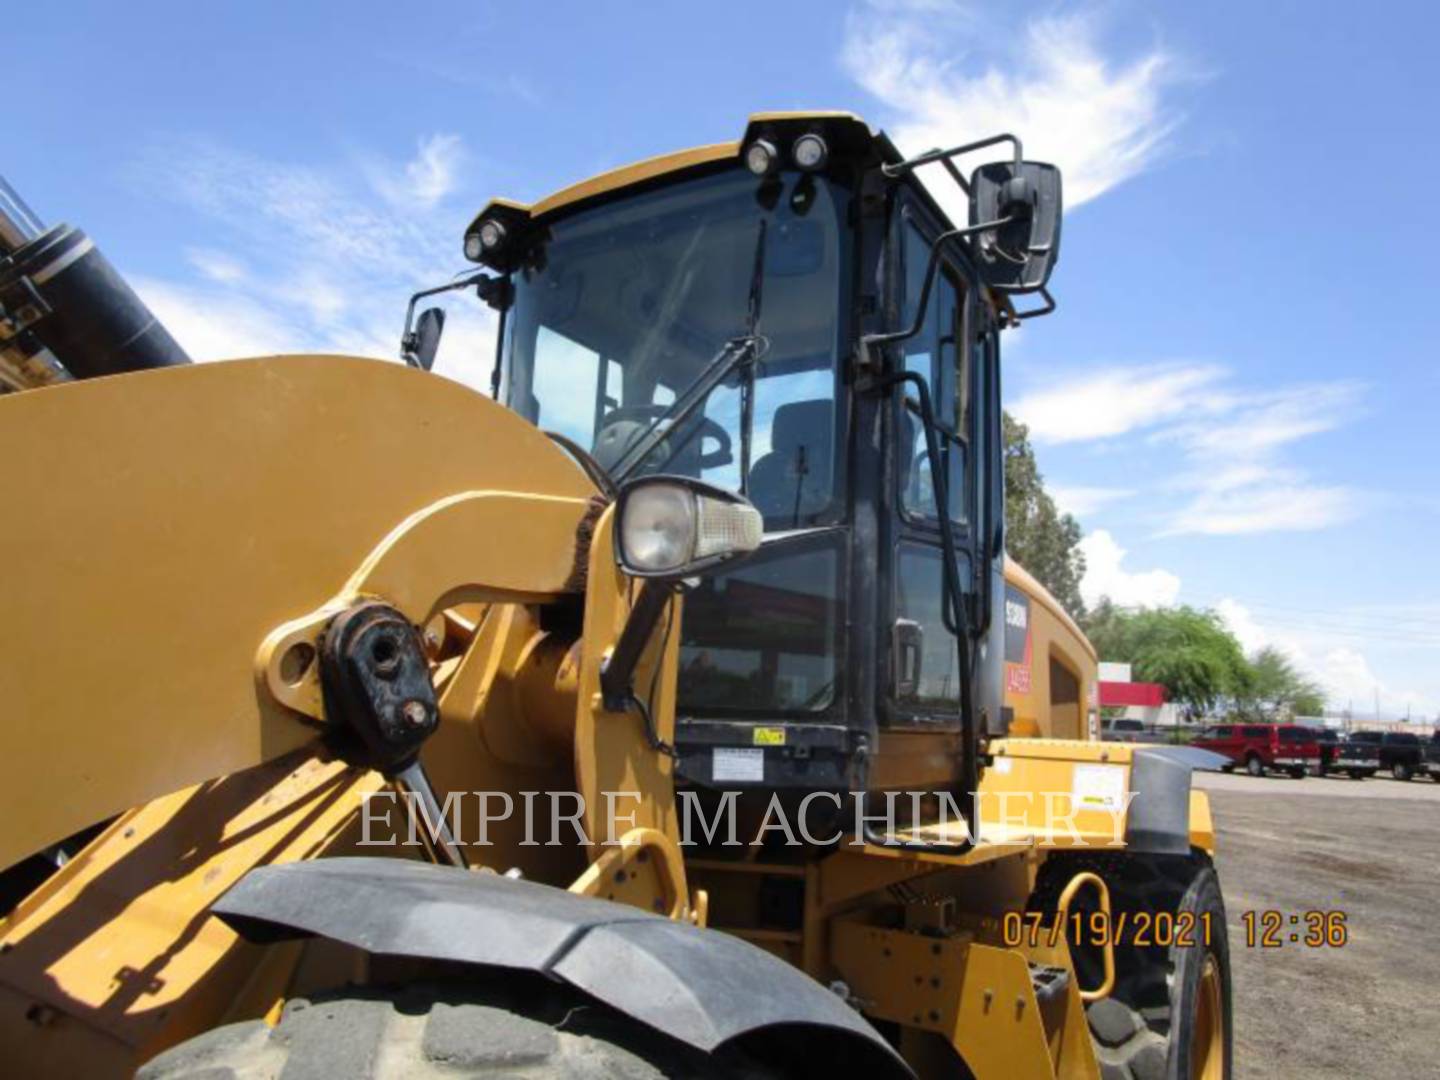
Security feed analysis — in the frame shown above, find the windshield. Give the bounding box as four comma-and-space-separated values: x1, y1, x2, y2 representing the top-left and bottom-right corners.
503, 168, 846, 527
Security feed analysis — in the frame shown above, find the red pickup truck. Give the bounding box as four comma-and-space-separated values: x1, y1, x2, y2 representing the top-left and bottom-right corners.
1191, 722, 1322, 778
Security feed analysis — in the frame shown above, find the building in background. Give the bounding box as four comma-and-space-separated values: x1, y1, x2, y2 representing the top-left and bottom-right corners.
1097, 661, 1181, 729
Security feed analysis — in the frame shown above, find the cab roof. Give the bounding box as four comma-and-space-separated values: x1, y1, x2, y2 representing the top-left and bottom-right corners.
467, 111, 887, 234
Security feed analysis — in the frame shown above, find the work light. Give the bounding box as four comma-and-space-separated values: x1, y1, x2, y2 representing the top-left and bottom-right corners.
615, 477, 762, 578
478, 219, 506, 251
745, 139, 779, 177
792, 133, 828, 171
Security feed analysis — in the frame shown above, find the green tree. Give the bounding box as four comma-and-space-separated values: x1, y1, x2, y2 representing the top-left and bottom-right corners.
1083, 602, 1250, 718
1236, 646, 1327, 719
1003, 412, 1086, 619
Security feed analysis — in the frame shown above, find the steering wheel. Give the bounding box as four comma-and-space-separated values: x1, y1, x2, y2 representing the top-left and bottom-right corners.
597, 405, 733, 471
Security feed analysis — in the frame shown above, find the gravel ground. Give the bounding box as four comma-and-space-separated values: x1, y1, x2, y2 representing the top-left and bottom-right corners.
1194, 770, 1440, 1078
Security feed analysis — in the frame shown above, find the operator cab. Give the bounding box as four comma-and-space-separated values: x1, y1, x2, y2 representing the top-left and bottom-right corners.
424, 113, 1061, 840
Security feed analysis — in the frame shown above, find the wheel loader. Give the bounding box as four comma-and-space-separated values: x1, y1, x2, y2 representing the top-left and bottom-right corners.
0, 111, 1231, 1078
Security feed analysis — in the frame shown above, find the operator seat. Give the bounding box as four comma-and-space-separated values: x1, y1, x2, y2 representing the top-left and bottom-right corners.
747, 400, 832, 525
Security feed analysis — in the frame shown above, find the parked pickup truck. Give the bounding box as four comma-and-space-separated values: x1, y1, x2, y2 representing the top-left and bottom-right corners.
1428, 733, 1440, 781
1100, 717, 1170, 744
1331, 734, 1381, 779
1345, 730, 1431, 781
1191, 723, 1322, 778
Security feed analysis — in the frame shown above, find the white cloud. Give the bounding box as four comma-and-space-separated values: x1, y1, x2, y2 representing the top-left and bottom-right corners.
373, 134, 465, 209
1049, 484, 1133, 518
1012, 363, 1224, 445
1079, 528, 1181, 609
132, 134, 497, 394
1217, 597, 1440, 719
842, 1, 1182, 221
184, 247, 248, 284
1014, 361, 1363, 537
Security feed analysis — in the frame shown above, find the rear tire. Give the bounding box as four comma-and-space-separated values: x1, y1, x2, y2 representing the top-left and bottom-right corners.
138, 978, 775, 1079
1393, 761, 1412, 782
1245, 755, 1264, 778
1348, 769, 1365, 780
1288, 767, 1305, 780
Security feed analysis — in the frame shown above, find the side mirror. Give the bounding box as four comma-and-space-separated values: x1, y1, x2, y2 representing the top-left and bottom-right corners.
968, 161, 1062, 293
407, 307, 446, 371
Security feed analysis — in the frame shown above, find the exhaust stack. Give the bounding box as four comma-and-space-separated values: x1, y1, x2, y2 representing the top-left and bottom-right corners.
1, 175, 189, 391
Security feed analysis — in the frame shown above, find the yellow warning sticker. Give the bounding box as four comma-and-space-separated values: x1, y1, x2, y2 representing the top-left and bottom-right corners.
752, 727, 786, 747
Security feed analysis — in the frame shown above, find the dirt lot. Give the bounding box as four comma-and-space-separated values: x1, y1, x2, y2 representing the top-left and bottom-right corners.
1194, 770, 1440, 1078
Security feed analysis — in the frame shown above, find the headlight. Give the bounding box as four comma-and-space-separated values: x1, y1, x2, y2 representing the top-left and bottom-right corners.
616, 477, 762, 578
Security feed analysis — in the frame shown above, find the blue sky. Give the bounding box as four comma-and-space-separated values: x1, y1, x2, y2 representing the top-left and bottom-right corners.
13, 1, 1440, 718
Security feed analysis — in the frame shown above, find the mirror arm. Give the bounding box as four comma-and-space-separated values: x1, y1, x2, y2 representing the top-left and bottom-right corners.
399, 272, 503, 368
882, 133, 1024, 181
859, 217, 1012, 359
1008, 286, 1056, 324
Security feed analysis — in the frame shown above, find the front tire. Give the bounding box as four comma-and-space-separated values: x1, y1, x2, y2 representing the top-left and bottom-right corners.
139, 978, 772, 1079
1348, 769, 1366, 780
1393, 761, 1412, 782
1245, 755, 1264, 778
1288, 767, 1305, 779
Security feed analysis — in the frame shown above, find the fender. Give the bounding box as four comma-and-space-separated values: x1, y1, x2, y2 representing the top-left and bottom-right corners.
1125, 746, 1229, 855
215, 857, 911, 1077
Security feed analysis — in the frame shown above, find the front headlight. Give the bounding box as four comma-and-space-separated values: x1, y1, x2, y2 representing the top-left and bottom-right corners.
616, 477, 762, 578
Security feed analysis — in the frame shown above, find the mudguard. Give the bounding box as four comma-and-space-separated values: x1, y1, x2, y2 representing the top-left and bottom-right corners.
1124, 746, 1229, 855
215, 857, 910, 1076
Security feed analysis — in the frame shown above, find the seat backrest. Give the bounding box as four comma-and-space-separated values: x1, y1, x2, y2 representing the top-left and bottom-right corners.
747, 400, 833, 524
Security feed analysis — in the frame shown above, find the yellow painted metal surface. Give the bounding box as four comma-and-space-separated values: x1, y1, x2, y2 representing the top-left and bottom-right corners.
0, 355, 592, 871
0, 751, 385, 1073
1003, 560, 1099, 741
572, 508, 684, 855
832, 917, 1098, 1078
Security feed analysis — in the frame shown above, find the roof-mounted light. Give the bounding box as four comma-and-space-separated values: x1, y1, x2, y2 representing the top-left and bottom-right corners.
792, 133, 828, 171
745, 139, 779, 177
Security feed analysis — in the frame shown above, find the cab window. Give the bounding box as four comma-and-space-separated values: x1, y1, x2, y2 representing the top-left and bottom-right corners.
899, 219, 968, 523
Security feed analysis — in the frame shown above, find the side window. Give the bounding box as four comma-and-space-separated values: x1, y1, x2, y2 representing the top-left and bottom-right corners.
893, 543, 970, 719
1214, 726, 1233, 737
899, 219, 968, 523
1243, 725, 1269, 738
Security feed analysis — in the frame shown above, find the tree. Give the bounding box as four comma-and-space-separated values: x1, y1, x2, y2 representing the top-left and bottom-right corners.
1083, 602, 1250, 719
1236, 646, 1327, 719
1003, 412, 1086, 619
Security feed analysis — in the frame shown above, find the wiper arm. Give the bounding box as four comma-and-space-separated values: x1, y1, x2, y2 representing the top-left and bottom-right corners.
738, 219, 768, 493
613, 217, 770, 485
611, 333, 762, 482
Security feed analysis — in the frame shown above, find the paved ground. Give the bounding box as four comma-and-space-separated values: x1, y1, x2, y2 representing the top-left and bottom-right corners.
1194, 769, 1440, 1078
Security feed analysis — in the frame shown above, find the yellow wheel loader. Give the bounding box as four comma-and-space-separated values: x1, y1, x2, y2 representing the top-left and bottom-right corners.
0, 112, 1230, 1078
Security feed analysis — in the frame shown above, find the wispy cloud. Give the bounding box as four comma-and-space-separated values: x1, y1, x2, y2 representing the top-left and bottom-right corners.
371, 133, 466, 209
1050, 485, 1134, 518
130, 134, 496, 391
1012, 362, 1363, 537
1217, 598, 1439, 717
1011, 363, 1225, 445
842, 1, 1183, 220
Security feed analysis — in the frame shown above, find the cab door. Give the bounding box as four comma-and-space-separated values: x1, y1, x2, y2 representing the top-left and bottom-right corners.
880, 202, 988, 738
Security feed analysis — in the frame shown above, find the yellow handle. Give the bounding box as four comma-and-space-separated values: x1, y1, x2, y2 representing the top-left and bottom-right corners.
1056, 870, 1115, 1003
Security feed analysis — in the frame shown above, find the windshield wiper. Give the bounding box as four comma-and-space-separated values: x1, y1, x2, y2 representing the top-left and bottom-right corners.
737, 219, 767, 491
613, 218, 770, 484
